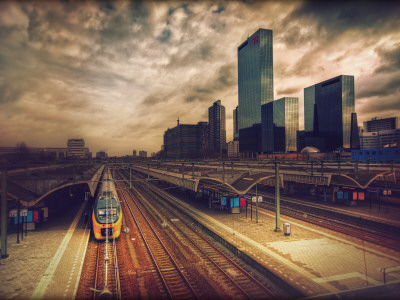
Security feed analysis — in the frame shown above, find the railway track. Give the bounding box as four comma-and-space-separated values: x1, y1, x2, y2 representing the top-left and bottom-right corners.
93, 238, 121, 299
118, 170, 279, 299
76, 237, 121, 299
137, 180, 277, 299
118, 181, 200, 299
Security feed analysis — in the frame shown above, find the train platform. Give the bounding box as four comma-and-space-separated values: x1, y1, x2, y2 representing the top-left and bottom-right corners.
171, 194, 400, 299
0, 199, 90, 299
1, 190, 400, 299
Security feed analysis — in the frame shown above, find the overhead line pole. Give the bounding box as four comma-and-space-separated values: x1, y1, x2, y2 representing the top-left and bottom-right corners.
274, 162, 281, 232
1, 169, 9, 258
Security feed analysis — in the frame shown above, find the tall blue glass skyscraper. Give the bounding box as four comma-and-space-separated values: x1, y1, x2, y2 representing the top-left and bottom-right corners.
304, 75, 358, 151
238, 28, 274, 131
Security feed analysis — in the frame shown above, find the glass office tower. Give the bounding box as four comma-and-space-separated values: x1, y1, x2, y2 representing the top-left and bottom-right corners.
262, 97, 299, 153
304, 85, 315, 133
304, 75, 356, 151
238, 28, 273, 131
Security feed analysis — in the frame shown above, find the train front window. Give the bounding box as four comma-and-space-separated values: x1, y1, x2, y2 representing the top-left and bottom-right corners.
98, 208, 117, 218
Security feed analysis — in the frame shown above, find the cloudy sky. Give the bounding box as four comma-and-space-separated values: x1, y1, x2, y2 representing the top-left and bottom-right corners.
1, 0, 399, 156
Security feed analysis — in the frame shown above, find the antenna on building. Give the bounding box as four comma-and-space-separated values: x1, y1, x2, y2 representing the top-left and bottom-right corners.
177, 117, 180, 126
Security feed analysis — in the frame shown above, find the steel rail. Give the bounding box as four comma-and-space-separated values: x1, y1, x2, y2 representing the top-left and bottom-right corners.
117, 180, 199, 299
137, 179, 277, 299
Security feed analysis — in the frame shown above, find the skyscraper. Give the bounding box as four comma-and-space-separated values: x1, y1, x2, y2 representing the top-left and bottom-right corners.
304, 75, 358, 151
237, 28, 273, 155
208, 100, 226, 156
262, 97, 299, 153
237, 28, 274, 131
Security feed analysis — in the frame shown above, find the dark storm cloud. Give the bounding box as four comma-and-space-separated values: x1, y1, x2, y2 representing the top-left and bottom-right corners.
358, 95, 400, 116
375, 44, 400, 73
157, 28, 172, 43
184, 63, 236, 103
167, 41, 215, 68
212, 4, 225, 14
358, 76, 400, 99
288, 0, 400, 36
141, 92, 168, 107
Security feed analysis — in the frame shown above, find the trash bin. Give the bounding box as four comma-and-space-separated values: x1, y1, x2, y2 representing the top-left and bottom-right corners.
283, 223, 291, 236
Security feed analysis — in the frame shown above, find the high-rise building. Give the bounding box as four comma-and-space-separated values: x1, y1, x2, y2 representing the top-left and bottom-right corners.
262, 97, 299, 153
163, 122, 209, 159
363, 117, 399, 132
237, 28, 273, 131
233, 106, 239, 141
304, 75, 358, 151
208, 100, 226, 156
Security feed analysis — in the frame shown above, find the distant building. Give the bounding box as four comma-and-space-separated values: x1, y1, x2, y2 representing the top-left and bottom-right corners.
163, 121, 208, 159
227, 140, 239, 158
304, 75, 359, 151
96, 151, 107, 159
0, 147, 68, 159
363, 117, 399, 132
359, 129, 400, 149
233, 106, 239, 141
262, 97, 299, 153
67, 139, 90, 158
208, 100, 226, 156
139, 150, 147, 158
132, 150, 137, 158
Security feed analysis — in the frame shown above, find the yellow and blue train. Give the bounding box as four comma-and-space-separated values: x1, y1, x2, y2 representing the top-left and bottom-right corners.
92, 169, 122, 240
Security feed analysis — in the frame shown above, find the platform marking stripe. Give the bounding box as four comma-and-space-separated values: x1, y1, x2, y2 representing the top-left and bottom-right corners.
314, 272, 381, 285
31, 202, 86, 300
72, 226, 91, 299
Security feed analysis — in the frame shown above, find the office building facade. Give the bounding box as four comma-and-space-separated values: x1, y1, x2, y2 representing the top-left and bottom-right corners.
208, 100, 226, 156
239, 124, 262, 155
304, 75, 358, 151
67, 139, 90, 158
237, 28, 273, 130
237, 28, 273, 155
227, 140, 239, 158
163, 122, 208, 159
363, 117, 399, 132
262, 97, 299, 153
360, 129, 400, 149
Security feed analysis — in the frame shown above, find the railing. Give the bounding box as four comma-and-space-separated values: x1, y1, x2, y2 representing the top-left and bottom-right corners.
380, 265, 400, 283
